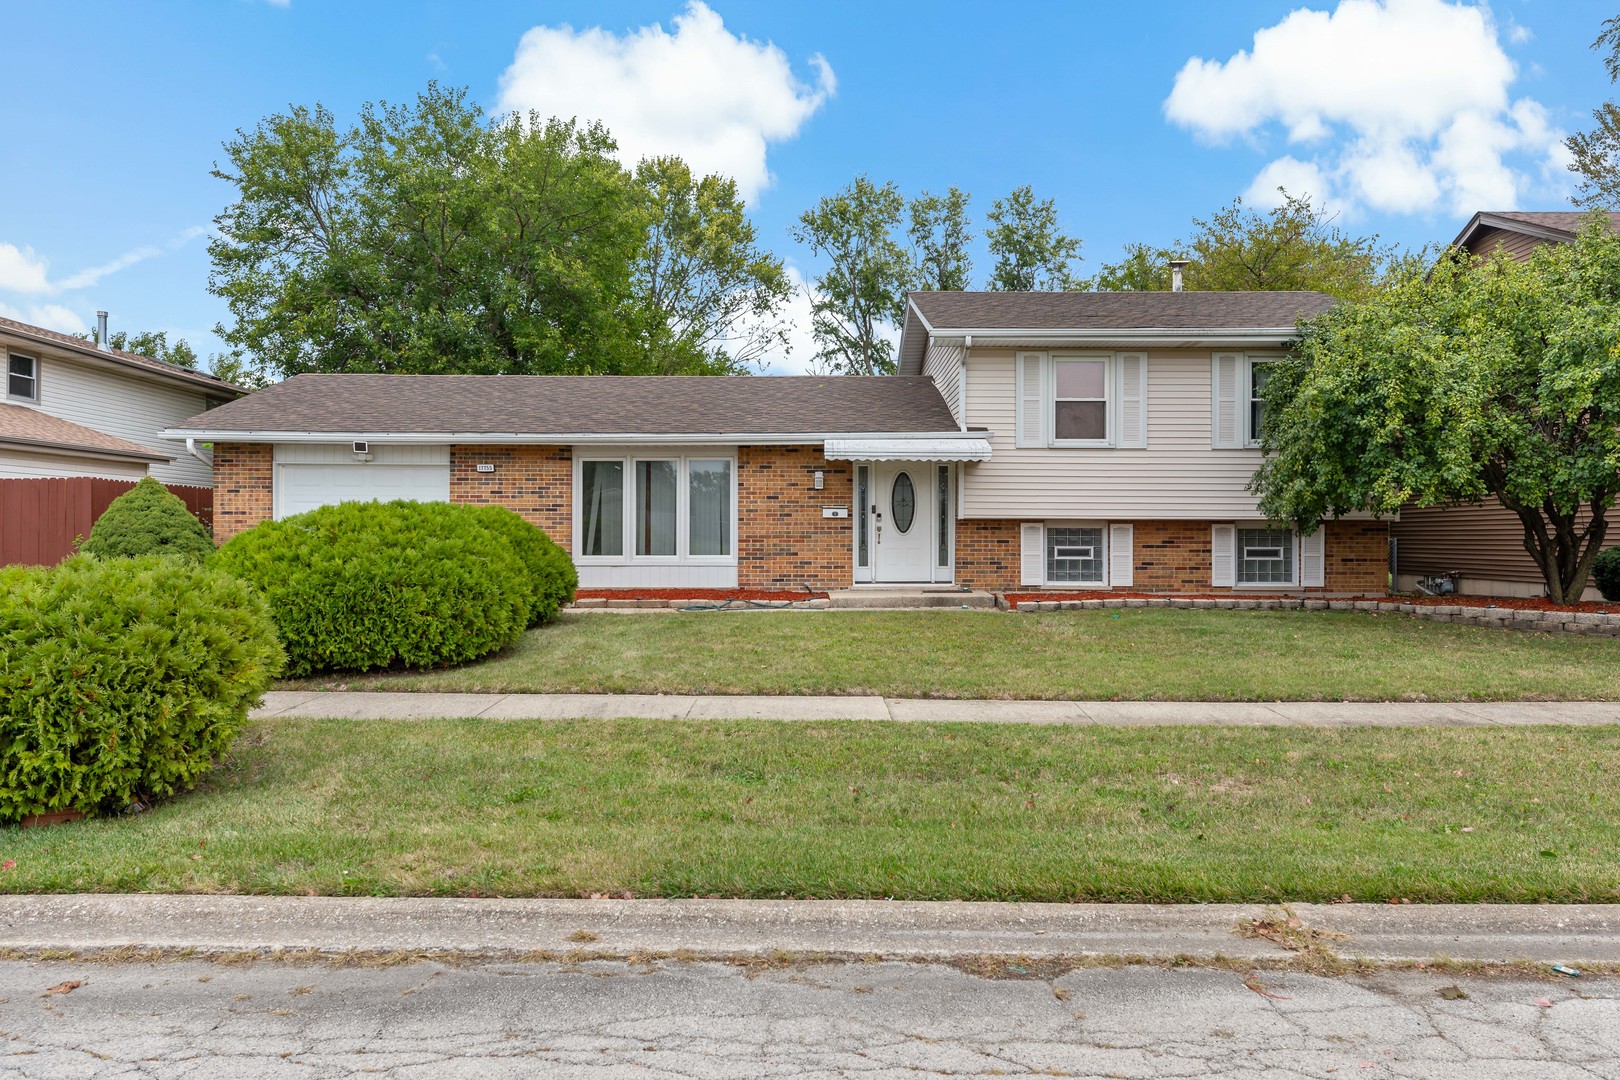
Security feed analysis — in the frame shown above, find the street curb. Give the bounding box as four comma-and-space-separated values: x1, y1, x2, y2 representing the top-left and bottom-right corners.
0, 896, 1616, 966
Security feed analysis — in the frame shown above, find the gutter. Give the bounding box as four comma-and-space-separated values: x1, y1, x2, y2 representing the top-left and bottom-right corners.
0, 436, 170, 464
160, 428, 996, 447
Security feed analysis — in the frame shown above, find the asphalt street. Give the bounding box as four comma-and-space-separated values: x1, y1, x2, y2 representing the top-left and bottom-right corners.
0, 958, 1615, 1078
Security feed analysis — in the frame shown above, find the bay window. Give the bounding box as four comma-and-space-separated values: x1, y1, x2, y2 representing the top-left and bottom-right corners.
577, 453, 734, 564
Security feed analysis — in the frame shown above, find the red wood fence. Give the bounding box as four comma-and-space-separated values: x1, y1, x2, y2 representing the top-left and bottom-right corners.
0, 478, 213, 567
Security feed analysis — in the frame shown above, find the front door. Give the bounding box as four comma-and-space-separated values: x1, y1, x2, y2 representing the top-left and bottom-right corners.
872, 464, 934, 582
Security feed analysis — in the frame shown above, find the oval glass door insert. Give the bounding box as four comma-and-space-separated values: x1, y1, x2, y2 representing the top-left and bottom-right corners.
891, 471, 916, 533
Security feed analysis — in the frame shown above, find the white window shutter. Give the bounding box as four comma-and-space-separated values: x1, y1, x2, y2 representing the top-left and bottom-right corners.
1301, 528, 1325, 587
1211, 524, 1236, 587
1020, 522, 1045, 586
1212, 354, 1241, 449
1108, 523, 1134, 587
1116, 354, 1147, 449
1016, 353, 1045, 448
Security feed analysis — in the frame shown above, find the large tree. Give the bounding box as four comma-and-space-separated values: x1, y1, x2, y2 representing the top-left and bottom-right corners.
907, 186, 972, 292
75, 328, 200, 369
984, 185, 1083, 291
1251, 217, 1620, 605
790, 176, 911, 375
1093, 193, 1392, 301
211, 84, 692, 377
1566, 16, 1620, 209
632, 156, 791, 374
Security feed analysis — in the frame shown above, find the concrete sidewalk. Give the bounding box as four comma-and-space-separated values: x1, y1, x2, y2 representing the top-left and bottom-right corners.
0, 894, 1616, 965
253, 690, 1620, 726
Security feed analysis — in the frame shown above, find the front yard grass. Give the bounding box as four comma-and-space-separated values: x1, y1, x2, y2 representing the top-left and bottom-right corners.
283, 609, 1620, 701
5, 718, 1618, 903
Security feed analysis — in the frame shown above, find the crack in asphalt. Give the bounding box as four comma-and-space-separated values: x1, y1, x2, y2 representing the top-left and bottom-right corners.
0, 959, 1616, 1078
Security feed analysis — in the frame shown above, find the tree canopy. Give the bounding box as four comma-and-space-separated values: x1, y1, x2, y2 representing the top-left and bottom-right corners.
1567, 16, 1620, 209
1251, 217, 1620, 604
210, 84, 784, 379
1092, 193, 1394, 301
984, 185, 1084, 291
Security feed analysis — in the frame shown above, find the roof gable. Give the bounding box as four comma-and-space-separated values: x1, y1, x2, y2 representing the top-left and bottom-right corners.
0, 316, 244, 397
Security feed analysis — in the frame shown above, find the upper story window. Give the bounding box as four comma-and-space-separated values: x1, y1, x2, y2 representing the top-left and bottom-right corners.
1016, 352, 1147, 450
1248, 359, 1276, 445
1212, 352, 1281, 449
7, 353, 37, 403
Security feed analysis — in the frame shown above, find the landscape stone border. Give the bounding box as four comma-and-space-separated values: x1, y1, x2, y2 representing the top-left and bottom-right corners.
1002, 594, 1620, 635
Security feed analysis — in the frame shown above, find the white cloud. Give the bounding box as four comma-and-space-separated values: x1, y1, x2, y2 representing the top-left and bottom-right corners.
0, 227, 205, 299
495, 2, 834, 205
1165, 0, 1565, 216
0, 300, 87, 335
0, 244, 51, 294
59, 246, 163, 291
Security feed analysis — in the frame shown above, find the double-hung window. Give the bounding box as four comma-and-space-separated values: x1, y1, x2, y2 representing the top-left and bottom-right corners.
7, 353, 37, 403
1051, 357, 1110, 445
577, 454, 734, 563
1247, 359, 1276, 445
1236, 527, 1294, 585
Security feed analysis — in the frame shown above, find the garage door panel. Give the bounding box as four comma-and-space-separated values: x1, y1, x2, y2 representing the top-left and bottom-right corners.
278, 464, 451, 518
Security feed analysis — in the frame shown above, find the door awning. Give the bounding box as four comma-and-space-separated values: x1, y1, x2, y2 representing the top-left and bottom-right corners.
823, 438, 992, 462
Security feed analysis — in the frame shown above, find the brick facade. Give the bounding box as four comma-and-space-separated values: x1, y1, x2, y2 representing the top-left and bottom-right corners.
449, 444, 572, 551
737, 445, 853, 589
211, 442, 273, 543
955, 518, 1389, 594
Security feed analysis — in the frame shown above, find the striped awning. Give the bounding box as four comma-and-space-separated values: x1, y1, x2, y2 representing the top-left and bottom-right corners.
823, 438, 992, 462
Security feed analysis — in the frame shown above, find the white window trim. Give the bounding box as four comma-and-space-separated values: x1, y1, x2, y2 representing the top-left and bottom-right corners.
572, 449, 738, 567
1233, 521, 1298, 588
1049, 353, 1113, 448
5, 350, 39, 405
1044, 519, 1110, 588
1243, 353, 1283, 448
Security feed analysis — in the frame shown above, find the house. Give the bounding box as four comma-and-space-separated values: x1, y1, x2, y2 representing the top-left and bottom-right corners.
166, 290, 1390, 595
1, 314, 241, 485
0, 314, 243, 565
1390, 211, 1620, 599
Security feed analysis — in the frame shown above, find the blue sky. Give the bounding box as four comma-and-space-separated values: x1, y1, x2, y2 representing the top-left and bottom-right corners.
2, 0, 1614, 373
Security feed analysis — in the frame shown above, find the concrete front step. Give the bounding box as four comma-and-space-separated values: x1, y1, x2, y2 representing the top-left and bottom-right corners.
826, 589, 997, 610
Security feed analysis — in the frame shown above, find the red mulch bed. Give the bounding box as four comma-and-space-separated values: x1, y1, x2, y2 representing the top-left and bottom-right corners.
575, 587, 829, 602
1002, 591, 1618, 613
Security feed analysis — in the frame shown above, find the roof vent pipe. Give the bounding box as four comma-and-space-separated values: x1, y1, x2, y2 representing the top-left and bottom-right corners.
96, 311, 109, 350
1168, 260, 1191, 293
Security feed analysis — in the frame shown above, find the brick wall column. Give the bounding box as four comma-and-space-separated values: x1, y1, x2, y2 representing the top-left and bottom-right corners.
737, 445, 853, 589
449, 445, 572, 551
212, 442, 273, 543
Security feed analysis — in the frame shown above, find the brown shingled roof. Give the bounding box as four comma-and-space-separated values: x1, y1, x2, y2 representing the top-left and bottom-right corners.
907, 290, 1336, 330
0, 315, 243, 395
1487, 211, 1620, 236
0, 403, 170, 462
172, 374, 961, 436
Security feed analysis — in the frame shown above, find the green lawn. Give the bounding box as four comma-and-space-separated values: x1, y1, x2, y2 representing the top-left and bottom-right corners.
283, 609, 1620, 701
7, 719, 1617, 903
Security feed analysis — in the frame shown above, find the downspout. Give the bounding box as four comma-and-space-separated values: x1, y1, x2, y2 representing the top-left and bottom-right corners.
958, 336, 970, 432
185, 437, 213, 468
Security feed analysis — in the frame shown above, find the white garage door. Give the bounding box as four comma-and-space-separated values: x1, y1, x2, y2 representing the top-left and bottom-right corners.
277, 463, 452, 519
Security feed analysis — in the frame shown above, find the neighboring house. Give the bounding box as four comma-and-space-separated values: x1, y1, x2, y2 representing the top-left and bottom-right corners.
1, 315, 241, 486
167, 291, 1389, 594
1390, 211, 1620, 599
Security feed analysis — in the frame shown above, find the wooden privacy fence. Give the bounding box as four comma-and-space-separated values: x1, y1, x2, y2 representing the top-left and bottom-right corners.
0, 478, 213, 567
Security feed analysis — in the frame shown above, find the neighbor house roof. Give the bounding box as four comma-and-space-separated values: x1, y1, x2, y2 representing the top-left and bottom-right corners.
166, 374, 967, 443
1450, 210, 1620, 251
0, 315, 245, 396
898, 290, 1336, 376
0, 403, 170, 463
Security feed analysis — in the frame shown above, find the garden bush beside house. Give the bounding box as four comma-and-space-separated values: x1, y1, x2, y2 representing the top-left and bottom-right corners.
462, 504, 577, 625
216, 500, 569, 676
79, 476, 214, 561
1596, 546, 1620, 603
0, 555, 282, 823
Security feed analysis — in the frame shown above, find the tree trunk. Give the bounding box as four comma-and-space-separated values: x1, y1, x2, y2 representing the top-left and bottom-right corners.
1504, 498, 1610, 605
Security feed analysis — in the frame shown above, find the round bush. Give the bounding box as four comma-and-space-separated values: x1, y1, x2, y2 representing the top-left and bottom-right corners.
215, 500, 534, 676
80, 477, 214, 561
461, 505, 577, 626
0, 555, 282, 822
1594, 545, 1620, 602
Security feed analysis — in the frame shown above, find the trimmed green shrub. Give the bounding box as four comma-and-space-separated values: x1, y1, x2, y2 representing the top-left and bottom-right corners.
80, 477, 214, 561
0, 555, 282, 823
1594, 546, 1620, 602
462, 505, 577, 625
215, 500, 535, 675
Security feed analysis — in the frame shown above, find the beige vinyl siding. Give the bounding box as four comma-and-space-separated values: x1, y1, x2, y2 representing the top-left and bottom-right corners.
28, 353, 213, 487
1463, 226, 1544, 262
921, 342, 964, 427
961, 348, 1268, 519
0, 448, 148, 481
1394, 501, 1615, 585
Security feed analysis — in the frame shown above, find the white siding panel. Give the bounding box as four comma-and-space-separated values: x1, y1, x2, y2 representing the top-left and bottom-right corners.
577, 563, 739, 589
920, 342, 964, 428
274, 443, 450, 466
962, 349, 1270, 519
0, 449, 148, 480
34, 356, 214, 487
